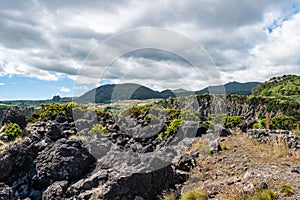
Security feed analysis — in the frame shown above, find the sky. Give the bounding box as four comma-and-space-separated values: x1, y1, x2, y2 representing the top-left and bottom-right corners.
0, 0, 300, 100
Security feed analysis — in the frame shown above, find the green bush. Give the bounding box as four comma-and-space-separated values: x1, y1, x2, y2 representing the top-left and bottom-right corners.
144, 114, 161, 124
278, 184, 294, 196
94, 109, 112, 119
4, 123, 23, 141
223, 116, 243, 128
180, 110, 201, 121
249, 189, 278, 200
180, 188, 208, 200
253, 116, 297, 130
203, 120, 213, 129
164, 118, 183, 139
203, 114, 243, 129
88, 124, 107, 136
293, 129, 300, 136
126, 105, 150, 117
165, 108, 181, 119
27, 102, 89, 123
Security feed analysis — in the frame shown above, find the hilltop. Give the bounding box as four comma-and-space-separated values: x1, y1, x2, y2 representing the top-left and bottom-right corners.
252, 75, 300, 97
76, 81, 260, 104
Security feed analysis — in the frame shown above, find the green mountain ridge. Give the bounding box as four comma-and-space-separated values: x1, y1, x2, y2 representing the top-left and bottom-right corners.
252, 74, 300, 97
76, 81, 261, 104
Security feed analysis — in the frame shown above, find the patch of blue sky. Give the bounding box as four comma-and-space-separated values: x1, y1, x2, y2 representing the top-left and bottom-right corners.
264, 2, 300, 33
0, 75, 75, 100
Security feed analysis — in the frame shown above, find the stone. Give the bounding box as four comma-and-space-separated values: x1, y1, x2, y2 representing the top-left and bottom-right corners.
42, 181, 68, 200
46, 124, 63, 141
34, 138, 96, 183
0, 183, 13, 200
1, 107, 27, 129
209, 139, 221, 153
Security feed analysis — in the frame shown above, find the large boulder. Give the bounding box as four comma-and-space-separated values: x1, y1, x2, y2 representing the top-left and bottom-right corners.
34, 138, 96, 186
1, 108, 27, 129
0, 138, 39, 182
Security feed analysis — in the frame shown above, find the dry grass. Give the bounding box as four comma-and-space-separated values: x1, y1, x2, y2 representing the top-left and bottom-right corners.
218, 187, 248, 200
186, 131, 300, 199
160, 191, 177, 200
180, 187, 208, 200
68, 134, 86, 140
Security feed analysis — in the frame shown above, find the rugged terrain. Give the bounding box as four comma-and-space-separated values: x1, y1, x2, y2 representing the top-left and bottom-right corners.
0, 75, 299, 199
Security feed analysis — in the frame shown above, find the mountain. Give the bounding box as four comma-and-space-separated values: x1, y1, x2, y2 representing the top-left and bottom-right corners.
252, 74, 300, 96
77, 81, 260, 104
76, 83, 162, 104
197, 81, 260, 95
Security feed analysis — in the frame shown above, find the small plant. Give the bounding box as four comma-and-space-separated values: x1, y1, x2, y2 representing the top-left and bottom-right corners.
165, 108, 181, 119
220, 143, 230, 150
223, 116, 243, 128
160, 192, 177, 200
4, 123, 23, 141
253, 116, 297, 130
180, 110, 201, 121
127, 105, 150, 117
144, 114, 161, 124
164, 118, 183, 139
203, 120, 213, 129
94, 109, 112, 119
157, 133, 163, 141
278, 184, 294, 196
249, 189, 278, 200
88, 124, 107, 136
180, 188, 208, 200
293, 128, 300, 136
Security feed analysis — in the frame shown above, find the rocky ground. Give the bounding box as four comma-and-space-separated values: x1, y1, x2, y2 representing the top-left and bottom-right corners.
0, 105, 299, 200
179, 130, 300, 200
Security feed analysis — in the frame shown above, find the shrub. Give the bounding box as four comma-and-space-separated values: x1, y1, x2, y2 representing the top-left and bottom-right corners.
144, 114, 161, 124
249, 189, 278, 200
4, 123, 23, 141
161, 192, 176, 200
224, 116, 243, 128
180, 188, 208, 200
293, 129, 300, 136
180, 110, 201, 121
88, 124, 107, 136
165, 108, 181, 119
164, 118, 183, 139
95, 109, 112, 119
203, 120, 213, 129
127, 105, 150, 117
278, 184, 294, 196
253, 116, 297, 130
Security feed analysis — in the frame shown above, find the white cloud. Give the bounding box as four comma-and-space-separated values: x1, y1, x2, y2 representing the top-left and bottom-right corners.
60, 86, 70, 93
0, 0, 299, 90
0, 83, 4, 86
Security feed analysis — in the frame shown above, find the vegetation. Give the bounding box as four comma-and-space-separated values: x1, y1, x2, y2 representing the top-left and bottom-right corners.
180, 110, 201, 121
164, 118, 183, 139
180, 188, 208, 200
88, 124, 107, 137
122, 105, 150, 117
4, 123, 23, 141
252, 75, 300, 97
203, 114, 243, 129
253, 116, 298, 130
144, 114, 161, 124
278, 184, 294, 196
249, 189, 278, 200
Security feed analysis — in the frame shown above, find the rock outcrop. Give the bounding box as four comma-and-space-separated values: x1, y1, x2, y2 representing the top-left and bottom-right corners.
1, 108, 27, 129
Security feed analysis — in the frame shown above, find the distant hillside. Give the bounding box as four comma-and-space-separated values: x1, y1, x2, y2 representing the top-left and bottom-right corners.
77, 81, 260, 104
252, 75, 300, 96
197, 81, 260, 95
76, 83, 162, 104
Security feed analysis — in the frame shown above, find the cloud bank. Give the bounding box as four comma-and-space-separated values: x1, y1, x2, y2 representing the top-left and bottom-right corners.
0, 0, 299, 93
